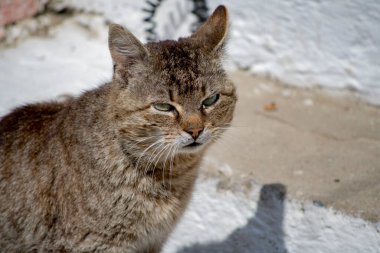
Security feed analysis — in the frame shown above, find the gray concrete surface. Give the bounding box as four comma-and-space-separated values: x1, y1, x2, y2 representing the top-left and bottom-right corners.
205, 71, 380, 222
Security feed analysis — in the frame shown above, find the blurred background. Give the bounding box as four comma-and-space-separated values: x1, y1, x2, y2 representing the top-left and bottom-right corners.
1, 0, 379, 252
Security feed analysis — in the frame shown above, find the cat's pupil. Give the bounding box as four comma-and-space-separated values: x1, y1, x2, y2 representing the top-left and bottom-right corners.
202, 94, 219, 107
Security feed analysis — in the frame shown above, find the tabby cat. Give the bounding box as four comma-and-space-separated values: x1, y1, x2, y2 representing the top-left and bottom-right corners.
0, 5, 236, 253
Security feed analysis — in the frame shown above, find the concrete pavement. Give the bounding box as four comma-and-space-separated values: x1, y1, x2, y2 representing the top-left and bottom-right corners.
205, 71, 380, 222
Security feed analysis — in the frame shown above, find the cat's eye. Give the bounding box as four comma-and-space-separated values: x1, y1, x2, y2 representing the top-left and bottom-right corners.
202, 94, 220, 107
153, 103, 175, 112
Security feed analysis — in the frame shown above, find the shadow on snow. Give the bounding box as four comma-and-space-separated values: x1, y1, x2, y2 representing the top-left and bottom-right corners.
177, 183, 289, 253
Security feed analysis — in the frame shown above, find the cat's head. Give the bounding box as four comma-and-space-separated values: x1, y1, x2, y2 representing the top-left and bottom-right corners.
107, 6, 236, 161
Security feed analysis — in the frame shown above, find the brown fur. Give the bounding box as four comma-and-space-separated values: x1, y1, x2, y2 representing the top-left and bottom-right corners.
0, 6, 236, 253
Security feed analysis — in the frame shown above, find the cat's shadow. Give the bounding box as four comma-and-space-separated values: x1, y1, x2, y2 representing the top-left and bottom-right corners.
176, 183, 289, 253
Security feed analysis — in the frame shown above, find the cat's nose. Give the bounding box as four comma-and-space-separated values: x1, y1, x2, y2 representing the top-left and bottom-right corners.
182, 114, 204, 139
186, 127, 204, 140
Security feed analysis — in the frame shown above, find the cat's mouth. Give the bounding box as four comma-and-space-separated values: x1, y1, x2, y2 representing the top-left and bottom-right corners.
180, 132, 211, 153
186, 142, 202, 148
183, 141, 203, 150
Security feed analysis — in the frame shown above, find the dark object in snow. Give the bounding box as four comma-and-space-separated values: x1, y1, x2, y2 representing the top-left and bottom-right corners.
143, 0, 209, 41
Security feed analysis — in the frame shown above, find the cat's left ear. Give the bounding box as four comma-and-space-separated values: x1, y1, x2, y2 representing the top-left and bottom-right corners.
191, 5, 229, 54
108, 24, 149, 66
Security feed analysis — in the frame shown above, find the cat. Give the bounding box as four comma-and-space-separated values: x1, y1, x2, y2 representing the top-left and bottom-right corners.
0, 5, 236, 253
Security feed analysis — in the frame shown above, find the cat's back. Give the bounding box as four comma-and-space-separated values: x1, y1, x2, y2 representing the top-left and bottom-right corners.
0, 102, 65, 138
0, 101, 68, 167
0, 102, 66, 171
0, 102, 69, 251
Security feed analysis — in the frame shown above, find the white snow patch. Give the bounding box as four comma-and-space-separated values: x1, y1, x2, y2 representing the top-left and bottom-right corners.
0, 15, 111, 116
164, 174, 380, 253
208, 0, 380, 104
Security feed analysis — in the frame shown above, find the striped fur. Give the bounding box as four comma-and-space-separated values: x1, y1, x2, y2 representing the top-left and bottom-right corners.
0, 5, 236, 253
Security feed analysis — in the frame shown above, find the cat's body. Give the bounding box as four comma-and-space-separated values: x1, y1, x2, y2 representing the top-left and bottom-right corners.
0, 6, 236, 253
0, 87, 200, 252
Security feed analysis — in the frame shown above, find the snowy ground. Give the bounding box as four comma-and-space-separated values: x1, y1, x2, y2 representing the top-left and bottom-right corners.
0, 15, 111, 116
1, 13, 380, 253
164, 166, 380, 253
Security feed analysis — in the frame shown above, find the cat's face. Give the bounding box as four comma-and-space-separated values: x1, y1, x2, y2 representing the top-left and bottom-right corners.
108, 6, 236, 161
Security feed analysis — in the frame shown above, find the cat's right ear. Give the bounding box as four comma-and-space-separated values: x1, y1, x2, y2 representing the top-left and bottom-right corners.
108, 24, 149, 66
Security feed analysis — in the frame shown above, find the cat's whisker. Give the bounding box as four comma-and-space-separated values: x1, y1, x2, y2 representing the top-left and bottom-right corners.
161, 142, 177, 185
212, 126, 259, 140
120, 123, 155, 126
170, 142, 180, 182
213, 124, 252, 132
146, 141, 172, 183
164, 144, 174, 188
143, 141, 167, 175
134, 135, 162, 143
211, 129, 236, 138
216, 124, 246, 129
134, 138, 164, 171
151, 142, 173, 181
169, 142, 180, 189
213, 130, 235, 138
162, 145, 173, 185
143, 140, 173, 176
167, 142, 177, 189
152, 143, 170, 169
211, 126, 238, 133
127, 136, 163, 151
229, 125, 251, 129
211, 126, 234, 131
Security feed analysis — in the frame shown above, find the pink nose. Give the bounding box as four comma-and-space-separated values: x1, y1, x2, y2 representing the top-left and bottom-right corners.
186, 127, 203, 139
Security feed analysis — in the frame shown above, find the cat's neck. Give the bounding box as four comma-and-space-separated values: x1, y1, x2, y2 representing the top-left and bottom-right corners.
143, 152, 203, 180
61, 83, 122, 165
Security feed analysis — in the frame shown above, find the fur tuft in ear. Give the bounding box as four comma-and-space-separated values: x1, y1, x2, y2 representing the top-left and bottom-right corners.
191, 5, 229, 53
108, 24, 149, 66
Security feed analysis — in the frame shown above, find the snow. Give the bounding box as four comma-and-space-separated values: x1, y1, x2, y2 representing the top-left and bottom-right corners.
209, 0, 380, 105
1, 9, 380, 253
0, 15, 111, 116
164, 171, 380, 253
